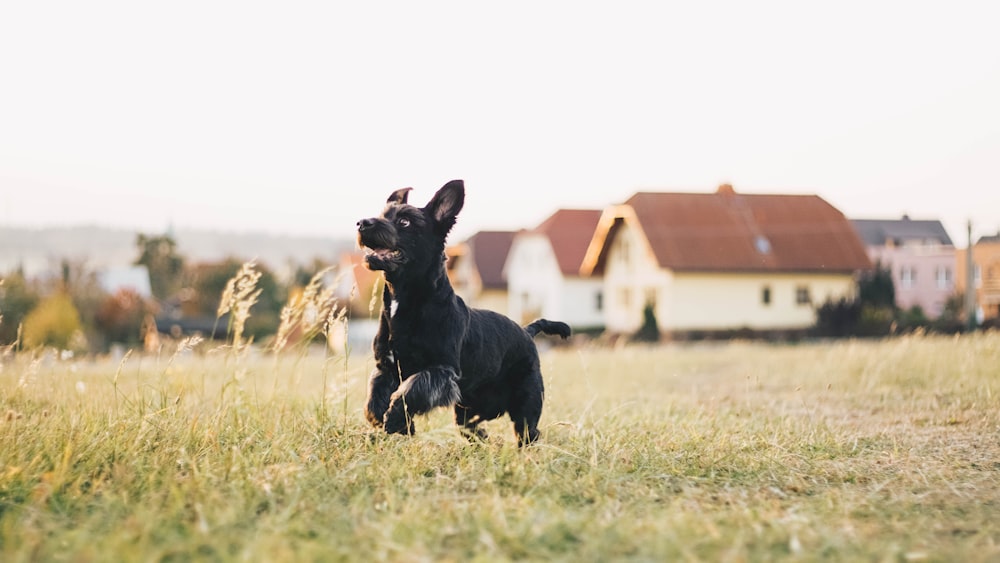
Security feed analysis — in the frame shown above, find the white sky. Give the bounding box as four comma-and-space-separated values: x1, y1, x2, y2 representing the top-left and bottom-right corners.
1, 1, 999, 246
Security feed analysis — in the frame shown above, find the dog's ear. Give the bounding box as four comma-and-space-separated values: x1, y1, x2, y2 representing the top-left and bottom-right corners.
387, 187, 413, 205
425, 180, 465, 235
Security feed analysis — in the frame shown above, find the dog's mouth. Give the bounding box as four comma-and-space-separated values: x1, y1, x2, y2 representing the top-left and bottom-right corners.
362, 245, 405, 270
364, 247, 401, 261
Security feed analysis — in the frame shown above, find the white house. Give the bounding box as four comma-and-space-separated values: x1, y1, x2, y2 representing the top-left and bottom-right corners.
505, 209, 604, 330
580, 185, 872, 336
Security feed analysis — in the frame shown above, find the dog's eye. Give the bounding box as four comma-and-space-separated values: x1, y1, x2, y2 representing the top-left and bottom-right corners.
398, 218, 411, 228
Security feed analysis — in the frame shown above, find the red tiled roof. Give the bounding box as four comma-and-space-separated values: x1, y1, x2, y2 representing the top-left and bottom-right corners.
586, 188, 871, 274
533, 209, 603, 276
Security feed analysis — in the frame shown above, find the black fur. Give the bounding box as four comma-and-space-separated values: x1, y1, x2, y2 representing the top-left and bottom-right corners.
357, 180, 570, 446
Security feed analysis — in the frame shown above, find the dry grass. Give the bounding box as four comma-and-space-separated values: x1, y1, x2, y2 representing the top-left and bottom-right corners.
1, 331, 998, 561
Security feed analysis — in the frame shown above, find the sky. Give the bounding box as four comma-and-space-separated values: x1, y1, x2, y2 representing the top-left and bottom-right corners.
1, 1, 999, 246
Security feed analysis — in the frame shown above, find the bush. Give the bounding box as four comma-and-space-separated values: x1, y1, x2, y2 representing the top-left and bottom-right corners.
813, 297, 894, 338
813, 297, 861, 337
21, 292, 85, 351
896, 305, 929, 332
856, 305, 895, 337
95, 288, 154, 346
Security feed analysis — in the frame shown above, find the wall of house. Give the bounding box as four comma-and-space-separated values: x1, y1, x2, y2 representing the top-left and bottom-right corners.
868, 245, 956, 318
956, 242, 1000, 321
505, 235, 604, 329
558, 277, 604, 330
601, 222, 670, 333
505, 235, 564, 325
666, 272, 856, 331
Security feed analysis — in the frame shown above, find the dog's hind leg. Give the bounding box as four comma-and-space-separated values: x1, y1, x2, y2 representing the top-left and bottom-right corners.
508, 371, 544, 447
383, 366, 461, 434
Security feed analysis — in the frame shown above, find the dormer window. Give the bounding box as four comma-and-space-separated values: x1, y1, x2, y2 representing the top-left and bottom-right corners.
754, 235, 772, 254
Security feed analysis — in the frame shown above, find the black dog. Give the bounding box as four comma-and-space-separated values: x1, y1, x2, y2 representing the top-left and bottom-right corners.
357, 180, 570, 446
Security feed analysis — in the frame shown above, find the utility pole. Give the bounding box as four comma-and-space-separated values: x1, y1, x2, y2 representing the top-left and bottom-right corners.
965, 220, 976, 332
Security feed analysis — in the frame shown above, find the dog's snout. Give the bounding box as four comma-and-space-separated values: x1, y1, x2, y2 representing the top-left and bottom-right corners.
357, 218, 376, 231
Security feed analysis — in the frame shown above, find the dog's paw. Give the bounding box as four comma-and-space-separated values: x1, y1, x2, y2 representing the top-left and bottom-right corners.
383, 409, 415, 436
460, 426, 489, 443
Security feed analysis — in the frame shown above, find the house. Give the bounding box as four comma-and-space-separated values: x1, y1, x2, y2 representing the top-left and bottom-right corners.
504, 209, 604, 330
956, 231, 1000, 324
446, 231, 516, 315
852, 216, 956, 318
580, 185, 872, 336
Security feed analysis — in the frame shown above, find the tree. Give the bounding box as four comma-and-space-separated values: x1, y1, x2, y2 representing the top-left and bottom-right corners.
135, 233, 185, 300
632, 302, 661, 343
858, 263, 895, 309
0, 273, 40, 345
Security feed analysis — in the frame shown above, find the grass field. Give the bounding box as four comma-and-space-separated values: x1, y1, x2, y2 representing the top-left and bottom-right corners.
1, 332, 999, 561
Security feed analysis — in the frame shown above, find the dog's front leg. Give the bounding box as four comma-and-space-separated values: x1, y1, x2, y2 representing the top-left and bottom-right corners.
365, 368, 399, 429
383, 365, 461, 434
365, 303, 398, 429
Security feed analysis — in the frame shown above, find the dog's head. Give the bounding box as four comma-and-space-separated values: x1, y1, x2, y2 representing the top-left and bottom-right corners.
357, 179, 465, 275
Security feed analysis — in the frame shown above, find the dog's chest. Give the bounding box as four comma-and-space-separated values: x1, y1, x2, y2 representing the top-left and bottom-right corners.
383, 296, 451, 370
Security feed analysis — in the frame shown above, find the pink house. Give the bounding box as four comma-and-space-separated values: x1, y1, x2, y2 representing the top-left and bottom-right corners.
852, 216, 956, 318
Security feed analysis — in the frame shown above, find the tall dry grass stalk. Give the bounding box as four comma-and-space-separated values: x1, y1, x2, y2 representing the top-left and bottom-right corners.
273, 267, 344, 353
215, 260, 262, 352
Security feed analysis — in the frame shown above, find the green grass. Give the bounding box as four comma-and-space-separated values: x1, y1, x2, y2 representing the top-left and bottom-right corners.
2, 333, 999, 561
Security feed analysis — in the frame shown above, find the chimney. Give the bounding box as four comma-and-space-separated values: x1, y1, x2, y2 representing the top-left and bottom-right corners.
717, 183, 735, 195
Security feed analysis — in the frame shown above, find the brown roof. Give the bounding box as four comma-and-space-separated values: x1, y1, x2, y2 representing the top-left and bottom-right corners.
532, 209, 604, 276
584, 187, 872, 274
465, 231, 516, 289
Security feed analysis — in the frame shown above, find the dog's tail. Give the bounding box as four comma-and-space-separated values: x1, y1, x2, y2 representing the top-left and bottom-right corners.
524, 319, 571, 339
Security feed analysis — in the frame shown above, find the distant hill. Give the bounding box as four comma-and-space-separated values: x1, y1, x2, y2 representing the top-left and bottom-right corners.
0, 226, 355, 278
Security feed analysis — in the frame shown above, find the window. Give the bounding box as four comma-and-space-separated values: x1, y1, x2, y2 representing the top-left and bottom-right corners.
595, 291, 603, 312
795, 286, 811, 305
935, 267, 952, 290
645, 288, 657, 307
900, 266, 915, 289
975, 265, 982, 288
761, 286, 772, 305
